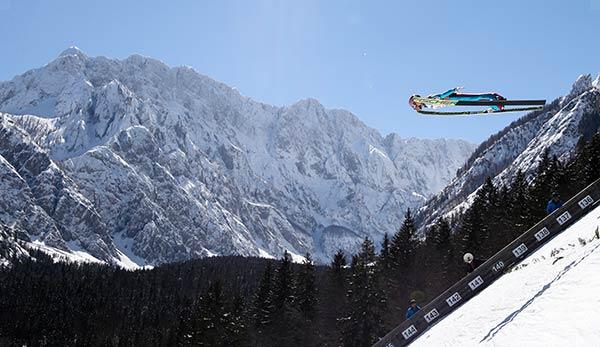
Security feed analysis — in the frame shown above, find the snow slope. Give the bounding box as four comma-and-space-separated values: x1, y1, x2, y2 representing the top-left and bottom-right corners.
412, 202, 600, 346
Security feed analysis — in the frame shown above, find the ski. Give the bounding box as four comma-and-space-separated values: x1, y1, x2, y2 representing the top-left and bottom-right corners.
454, 99, 546, 106
412, 96, 546, 107
417, 106, 544, 116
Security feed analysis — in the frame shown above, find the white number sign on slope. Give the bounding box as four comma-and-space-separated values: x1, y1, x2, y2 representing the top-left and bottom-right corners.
492, 260, 505, 273
578, 195, 594, 209
423, 308, 440, 323
446, 292, 462, 307
535, 227, 551, 242
556, 211, 571, 225
512, 243, 528, 258
468, 276, 484, 291
402, 325, 418, 340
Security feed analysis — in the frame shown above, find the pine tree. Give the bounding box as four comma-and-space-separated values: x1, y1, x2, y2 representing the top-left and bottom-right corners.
226, 296, 249, 346
390, 209, 419, 270
296, 252, 318, 321
421, 224, 441, 291
431, 218, 454, 284
378, 233, 392, 272
584, 133, 600, 184
324, 249, 348, 345
548, 155, 566, 193
476, 177, 498, 256
330, 249, 347, 276
269, 251, 300, 345
179, 280, 228, 346
252, 264, 273, 331
430, 218, 450, 250
272, 251, 295, 312
198, 280, 228, 346
508, 169, 532, 239
341, 237, 386, 347
529, 150, 553, 222
495, 182, 513, 246
456, 178, 500, 259
177, 299, 199, 346
479, 177, 498, 210
457, 201, 484, 259
567, 137, 591, 192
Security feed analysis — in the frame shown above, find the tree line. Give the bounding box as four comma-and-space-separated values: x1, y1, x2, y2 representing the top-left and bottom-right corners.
1, 134, 599, 346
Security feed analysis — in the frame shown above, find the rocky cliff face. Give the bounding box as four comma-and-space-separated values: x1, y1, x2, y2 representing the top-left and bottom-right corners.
0, 47, 474, 265
0, 114, 120, 261
0, 222, 29, 267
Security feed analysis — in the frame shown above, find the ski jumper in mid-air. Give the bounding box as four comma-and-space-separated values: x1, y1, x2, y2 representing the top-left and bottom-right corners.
409, 87, 507, 111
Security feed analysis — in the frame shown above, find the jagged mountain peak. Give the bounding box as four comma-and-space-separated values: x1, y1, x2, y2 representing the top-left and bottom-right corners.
0, 50, 476, 266
291, 97, 324, 110
58, 46, 87, 58
282, 98, 373, 137
565, 74, 593, 103
592, 73, 600, 89
6, 48, 241, 114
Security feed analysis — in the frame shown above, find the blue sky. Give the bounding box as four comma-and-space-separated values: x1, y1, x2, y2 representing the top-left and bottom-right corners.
1, 0, 598, 143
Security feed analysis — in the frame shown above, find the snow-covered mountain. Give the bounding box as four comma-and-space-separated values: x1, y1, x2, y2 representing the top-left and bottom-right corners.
418, 73, 600, 228
0, 222, 29, 267
412, 201, 600, 346
0, 47, 474, 266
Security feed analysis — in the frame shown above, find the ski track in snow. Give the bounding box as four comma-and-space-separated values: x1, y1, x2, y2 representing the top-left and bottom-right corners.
481, 241, 600, 343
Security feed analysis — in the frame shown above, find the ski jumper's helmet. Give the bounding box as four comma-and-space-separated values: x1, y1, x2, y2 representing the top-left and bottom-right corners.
409, 95, 421, 110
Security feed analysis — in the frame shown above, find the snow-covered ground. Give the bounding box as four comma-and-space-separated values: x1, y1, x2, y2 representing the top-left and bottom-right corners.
29, 239, 148, 270
412, 203, 600, 347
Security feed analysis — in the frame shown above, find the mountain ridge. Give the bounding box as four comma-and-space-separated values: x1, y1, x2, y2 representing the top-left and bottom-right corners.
0, 47, 475, 266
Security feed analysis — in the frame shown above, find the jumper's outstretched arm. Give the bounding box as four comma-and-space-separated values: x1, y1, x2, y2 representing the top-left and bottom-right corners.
429, 87, 463, 99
